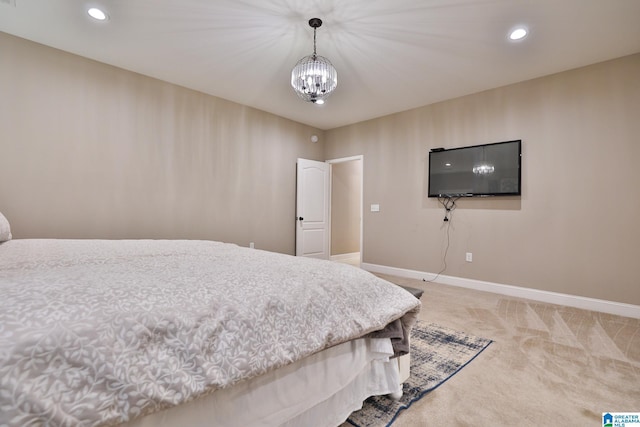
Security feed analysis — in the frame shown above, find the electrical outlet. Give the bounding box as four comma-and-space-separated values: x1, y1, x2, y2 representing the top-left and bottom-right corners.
249, 242, 255, 249
465, 252, 473, 262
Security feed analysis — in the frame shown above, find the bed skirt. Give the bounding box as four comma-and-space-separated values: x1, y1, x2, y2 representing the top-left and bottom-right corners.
122, 337, 400, 427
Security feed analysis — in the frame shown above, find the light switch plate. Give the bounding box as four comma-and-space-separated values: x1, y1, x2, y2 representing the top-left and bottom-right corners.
371, 204, 380, 212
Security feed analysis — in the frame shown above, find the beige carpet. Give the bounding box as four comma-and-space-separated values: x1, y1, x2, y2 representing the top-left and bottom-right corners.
342, 274, 640, 426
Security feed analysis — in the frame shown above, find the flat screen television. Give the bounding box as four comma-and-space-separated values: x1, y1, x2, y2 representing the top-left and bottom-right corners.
428, 140, 521, 198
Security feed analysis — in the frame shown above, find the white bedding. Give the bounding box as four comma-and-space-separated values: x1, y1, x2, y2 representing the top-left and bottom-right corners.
0, 239, 420, 426
123, 337, 400, 427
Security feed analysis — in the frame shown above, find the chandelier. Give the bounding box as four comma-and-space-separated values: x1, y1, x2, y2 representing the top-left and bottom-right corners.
291, 18, 338, 105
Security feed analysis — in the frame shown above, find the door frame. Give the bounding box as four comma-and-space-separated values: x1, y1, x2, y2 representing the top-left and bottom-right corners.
326, 155, 364, 266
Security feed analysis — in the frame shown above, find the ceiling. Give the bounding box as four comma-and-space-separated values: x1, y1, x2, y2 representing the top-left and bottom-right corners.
1, 0, 639, 130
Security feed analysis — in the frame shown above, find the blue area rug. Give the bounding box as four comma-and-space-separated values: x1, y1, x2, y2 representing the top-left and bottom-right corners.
347, 320, 493, 427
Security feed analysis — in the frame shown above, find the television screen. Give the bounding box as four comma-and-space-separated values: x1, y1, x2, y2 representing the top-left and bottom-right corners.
428, 140, 521, 197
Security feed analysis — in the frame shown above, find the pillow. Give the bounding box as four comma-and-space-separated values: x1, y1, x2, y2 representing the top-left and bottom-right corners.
0, 211, 12, 242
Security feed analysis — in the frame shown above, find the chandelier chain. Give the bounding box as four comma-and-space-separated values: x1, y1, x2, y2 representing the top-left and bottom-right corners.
313, 27, 317, 57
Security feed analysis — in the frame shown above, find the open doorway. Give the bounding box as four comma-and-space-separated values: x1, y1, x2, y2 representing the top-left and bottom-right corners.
327, 156, 363, 267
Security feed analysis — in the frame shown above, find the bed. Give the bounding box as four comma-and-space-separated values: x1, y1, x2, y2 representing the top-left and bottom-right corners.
0, 212, 420, 427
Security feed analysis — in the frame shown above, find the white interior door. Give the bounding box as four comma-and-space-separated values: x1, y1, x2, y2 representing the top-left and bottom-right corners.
296, 158, 330, 259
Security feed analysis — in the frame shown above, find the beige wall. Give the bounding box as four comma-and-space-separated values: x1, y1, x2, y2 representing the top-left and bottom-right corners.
0, 33, 323, 254
325, 53, 640, 305
330, 159, 361, 255
2, 31, 638, 305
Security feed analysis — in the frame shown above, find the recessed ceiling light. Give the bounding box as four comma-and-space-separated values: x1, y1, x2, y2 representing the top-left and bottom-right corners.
509, 27, 528, 41
88, 7, 108, 21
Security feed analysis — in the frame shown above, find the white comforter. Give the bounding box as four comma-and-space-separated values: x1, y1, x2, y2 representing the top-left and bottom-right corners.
0, 239, 420, 426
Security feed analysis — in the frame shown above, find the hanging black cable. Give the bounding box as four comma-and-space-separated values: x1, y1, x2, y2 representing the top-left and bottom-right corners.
424, 196, 459, 283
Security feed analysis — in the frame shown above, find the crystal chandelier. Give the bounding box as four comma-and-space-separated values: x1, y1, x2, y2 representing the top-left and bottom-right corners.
291, 18, 338, 105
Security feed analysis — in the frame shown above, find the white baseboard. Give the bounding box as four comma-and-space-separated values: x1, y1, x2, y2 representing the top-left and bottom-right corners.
330, 252, 360, 262
361, 262, 640, 319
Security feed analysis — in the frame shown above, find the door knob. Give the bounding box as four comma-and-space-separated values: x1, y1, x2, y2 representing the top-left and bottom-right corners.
297, 217, 304, 221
